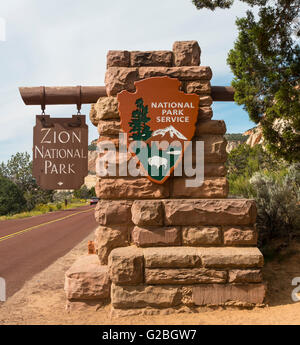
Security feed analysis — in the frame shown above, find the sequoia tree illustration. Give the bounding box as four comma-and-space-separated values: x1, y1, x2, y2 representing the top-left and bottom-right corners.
129, 98, 152, 141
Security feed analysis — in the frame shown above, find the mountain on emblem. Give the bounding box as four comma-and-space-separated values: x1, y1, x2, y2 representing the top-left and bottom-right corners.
117, 76, 199, 184
152, 125, 188, 140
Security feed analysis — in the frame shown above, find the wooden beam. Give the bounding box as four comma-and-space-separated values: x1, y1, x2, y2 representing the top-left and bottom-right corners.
19, 85, 235, 105
211, 86, 235, 101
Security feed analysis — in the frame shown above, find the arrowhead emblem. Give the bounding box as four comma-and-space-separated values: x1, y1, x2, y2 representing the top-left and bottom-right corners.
117, 76, 199, 184
57, 182, 64, 186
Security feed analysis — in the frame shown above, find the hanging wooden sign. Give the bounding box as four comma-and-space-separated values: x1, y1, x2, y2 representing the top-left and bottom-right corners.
117, 76, 199, 184
33, 115, 88, 190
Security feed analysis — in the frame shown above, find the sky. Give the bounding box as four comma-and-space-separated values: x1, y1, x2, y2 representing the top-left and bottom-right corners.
0, 0, 257, 163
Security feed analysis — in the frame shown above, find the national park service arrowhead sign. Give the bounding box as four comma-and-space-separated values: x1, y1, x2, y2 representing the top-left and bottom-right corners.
117, 76, 199, 184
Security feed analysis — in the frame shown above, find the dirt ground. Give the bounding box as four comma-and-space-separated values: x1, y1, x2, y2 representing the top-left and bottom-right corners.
0, 233, 300, 325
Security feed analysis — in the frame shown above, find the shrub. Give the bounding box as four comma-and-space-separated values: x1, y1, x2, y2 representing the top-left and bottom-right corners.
250, 164, 300, 246
0, 175, 26, 215
56, 203, 62, 210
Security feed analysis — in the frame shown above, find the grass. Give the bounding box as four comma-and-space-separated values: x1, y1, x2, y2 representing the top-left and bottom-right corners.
0, 199, 88, 221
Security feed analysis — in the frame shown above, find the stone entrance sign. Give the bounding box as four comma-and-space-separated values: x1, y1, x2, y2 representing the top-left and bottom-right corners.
33, 115, 88, 190
117, 76, 199, 184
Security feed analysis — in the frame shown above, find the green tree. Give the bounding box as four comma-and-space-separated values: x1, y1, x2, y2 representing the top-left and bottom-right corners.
129, 98, 152, 141
0, 175, 26, 215
192, 0, 300, 162
0, 152, 54, 210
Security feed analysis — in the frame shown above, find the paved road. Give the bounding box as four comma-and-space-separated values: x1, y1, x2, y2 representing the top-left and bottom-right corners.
0, 205, 96, 298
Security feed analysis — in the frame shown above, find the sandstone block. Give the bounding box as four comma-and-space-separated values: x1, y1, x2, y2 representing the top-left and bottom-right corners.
171, 177, 229, 198
143, 247, 202, 268
131, 226, 181, 247
138, 66, 212, 81
131, 200, 164, 226
94, 225, 129, 265
130, 51, 173, 67
198, 107, 213, 121
204, 164, 227, 177
96, 151, 132, 177
163, 199, 257, 226
196, 120, 226, 135
107, 50, 130, 67
173, 41, 201, 66
95, 178, 169, 200
111, 283, 181, 309
105, 67, 139, 96
228, 269, 262, 283
192, 284, 266, 305
108, 246, 144, 285
64, 255, 110, 300
193, 135, 227, 163
223, 227, 258, 245
95, 200, 132, 225
97, 135, 120, 149
184, 80, 211, 95
90, 97, 119, 125
200, 247, 264, 268
199, 95, 213, 106
145, 268, 227, 285
97, 120, 121, 136
182, 226, 221, 246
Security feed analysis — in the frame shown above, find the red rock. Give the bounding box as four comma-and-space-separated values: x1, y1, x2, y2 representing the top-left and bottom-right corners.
182, 226, 221, 245
64, 255, 110, 300
143, 247, 202, 268
200, 247, 264, 268
94, 225, 129, 265
196, 120, 226, 135
184, 80, 211, 95
107, 50, 130, 67
95, 178, 169, 199
171, 177, 229, 198
173, 41, 201, 66
105, 67, 139, 96
198, 107, 213, 121
94, 200, 132, 225
131, 200, 164, 226
193, 135, 228, 163
111, 283, 181, 308
90, 97, 120, 126
138, 66, 212, 81
130, 51, 173, 67
199, 95, 213, 106
163, 199, 257, 226
192, 284, 266, 305
223, 227, 258, 245
108, 246, 144, 285
131, 226, 181, 247
97, 120, 121, 136
228, 269, 262, 283
145, 268, 227, 285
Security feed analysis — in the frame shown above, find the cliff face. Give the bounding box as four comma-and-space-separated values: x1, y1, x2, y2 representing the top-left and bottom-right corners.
88, 150, 97, 174
244, 126, 263, 147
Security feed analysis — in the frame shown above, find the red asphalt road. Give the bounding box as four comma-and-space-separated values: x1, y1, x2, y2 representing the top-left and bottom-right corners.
0, 205, 97, 298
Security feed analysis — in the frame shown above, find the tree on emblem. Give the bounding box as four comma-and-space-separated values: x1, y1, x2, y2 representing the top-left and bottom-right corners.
129, 98, 152, 141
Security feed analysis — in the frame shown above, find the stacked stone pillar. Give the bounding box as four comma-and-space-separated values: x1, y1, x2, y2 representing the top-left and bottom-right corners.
64, 41, 265, 314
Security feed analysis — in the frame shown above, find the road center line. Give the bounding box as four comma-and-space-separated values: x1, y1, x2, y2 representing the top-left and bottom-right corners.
0, 208, 94, 243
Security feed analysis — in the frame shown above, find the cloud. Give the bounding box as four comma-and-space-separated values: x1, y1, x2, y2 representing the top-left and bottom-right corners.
0, 0, 255, 162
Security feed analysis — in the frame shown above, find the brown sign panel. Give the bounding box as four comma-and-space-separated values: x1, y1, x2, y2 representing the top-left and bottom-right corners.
117, 76, 199, 184
33, 115, 88, 190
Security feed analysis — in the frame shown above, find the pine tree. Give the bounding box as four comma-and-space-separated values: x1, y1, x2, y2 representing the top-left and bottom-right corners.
192, 0, 300, 162
129, 98, 152, 141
